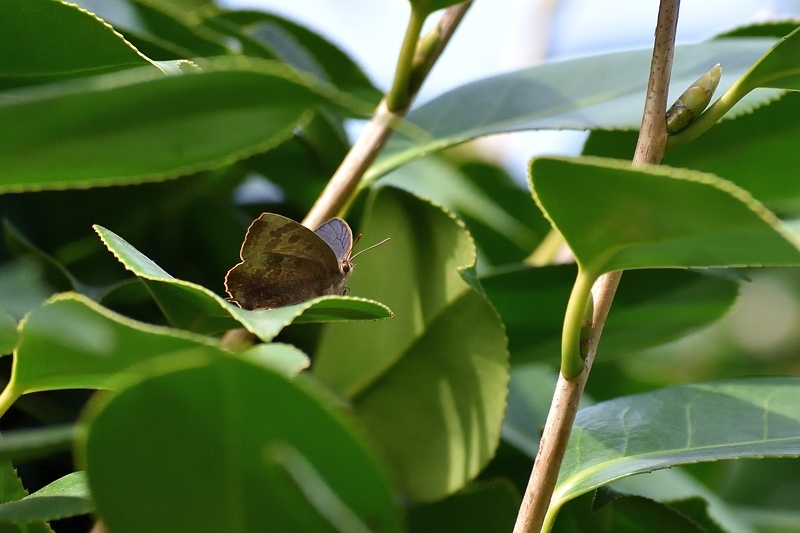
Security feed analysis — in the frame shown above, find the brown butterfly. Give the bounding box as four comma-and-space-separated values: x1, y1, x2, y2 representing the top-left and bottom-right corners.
224, 213, 387, 310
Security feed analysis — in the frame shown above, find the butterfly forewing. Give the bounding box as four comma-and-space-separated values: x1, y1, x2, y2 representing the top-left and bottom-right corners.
239, 213, 339, 266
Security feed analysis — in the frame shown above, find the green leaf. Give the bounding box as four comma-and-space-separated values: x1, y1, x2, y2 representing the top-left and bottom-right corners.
483, 265, 739, 364
0, 257, 57, 322
79, 353, 401, 532
8, 293, 218, 396
585, 93, 800, 213
0, 0, 155, 89
737, 25, 800, 91
408, 0, 466, 16
666, 497, 728, 533
94, 225, 392, 342
0, 309, 16, 355
0, 57, 352, 193
115, 0, 230, 57
530, 156, 800, 278
0, 472, 92, 523
0, 426, 75, 464
406, 479, 520, 533
735, 507, 800, 533
0, 461, 53, 532
379, 157, 550, 268
74, 0, 230, 59
669, 25, 800, 146
718, 21, 800, 39
559, 490, 720, 533
313, 187, 509, 502
611, 468, 758, 533
366, 39, 780, 182
547, 378, 800, 526
206, 10, 381, 103
239, 343, 309, 376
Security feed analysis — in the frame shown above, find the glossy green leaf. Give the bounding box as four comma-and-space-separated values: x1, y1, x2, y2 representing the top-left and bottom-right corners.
737, 25, 800, 91
0, 472, 92, 523
483, 265, 739, 364
611, 468, 757, 533
669, 25, 800, 146
663, 93, 800, 214
0, 425, 75, 464
94, 225, 392, 342
1, 0, 155, 89
408, 0, 466, 15
0, 309, 16, 355
314, 187, 509, 502
74, 0, 230, 59
116, 0, 230, 57
560, 490, 722, 533
366, 39, 779, 182
530, 157, 800, 278
7, 293, 218, 398
0, 460, 52, 532
379, 157, 550, 267
719, 21, 800, 39
547, 378, 800, 527
585, 93, 800, 213
207, 10, 381, 103
239, 343, 309, 376
0, 257, 57, 322
0, 57, 350, 193
407, 479, 520, 532
79, 354, 401, 532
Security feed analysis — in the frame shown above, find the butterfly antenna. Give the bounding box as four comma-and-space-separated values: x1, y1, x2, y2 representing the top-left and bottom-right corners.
350, 237, 391, 260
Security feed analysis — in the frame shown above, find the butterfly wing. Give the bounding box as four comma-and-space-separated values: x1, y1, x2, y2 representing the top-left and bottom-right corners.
225, 214, 342, 309
239, 213, 338, 265
314, 217, 354, 264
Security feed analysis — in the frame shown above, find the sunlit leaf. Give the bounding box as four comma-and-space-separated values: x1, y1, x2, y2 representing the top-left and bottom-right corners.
0, 472, 92, 523
79, 353, 401, 532
314, 187, 509, 502
206, 10, 381, 102
8, 293, 218, 396
366, 39, 780, 182
585, 93, 800, 213
0, 57, 356, 193
547, 378, 800, 526
530, 156, 800, 278
1, 0, 155, 89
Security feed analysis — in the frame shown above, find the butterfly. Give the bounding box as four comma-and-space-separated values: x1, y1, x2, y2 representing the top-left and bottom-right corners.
224, 213, 387, 310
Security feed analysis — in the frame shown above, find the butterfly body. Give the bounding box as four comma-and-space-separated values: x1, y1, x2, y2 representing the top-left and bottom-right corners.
225, 214, 355, 310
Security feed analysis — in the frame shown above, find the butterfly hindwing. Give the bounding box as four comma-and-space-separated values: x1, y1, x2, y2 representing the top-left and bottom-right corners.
315, 218, 354, 264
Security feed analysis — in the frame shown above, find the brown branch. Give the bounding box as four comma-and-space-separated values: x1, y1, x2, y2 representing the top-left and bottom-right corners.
513, 1, 681, 532
303, 2, 473, 230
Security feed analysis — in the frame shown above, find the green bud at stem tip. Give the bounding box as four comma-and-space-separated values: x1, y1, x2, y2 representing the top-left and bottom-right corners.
666, 63, 722, 134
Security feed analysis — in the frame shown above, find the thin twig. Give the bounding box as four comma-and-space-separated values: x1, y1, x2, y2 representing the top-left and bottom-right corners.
513, 2, 680, 532
303, 3, 473, 230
